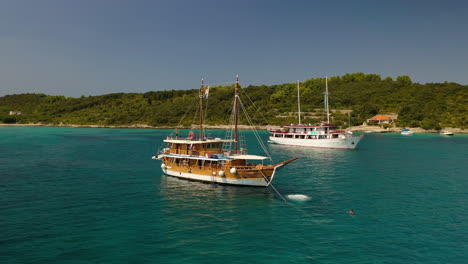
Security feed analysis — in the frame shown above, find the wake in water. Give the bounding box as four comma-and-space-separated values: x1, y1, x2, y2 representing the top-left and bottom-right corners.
287, 194, 312, 201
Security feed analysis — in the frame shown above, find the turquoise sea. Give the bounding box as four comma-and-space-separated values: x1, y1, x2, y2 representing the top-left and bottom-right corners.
1, 126, 467, 264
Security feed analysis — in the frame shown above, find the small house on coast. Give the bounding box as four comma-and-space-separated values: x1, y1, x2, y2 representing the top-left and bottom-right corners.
367, 115, 394, 125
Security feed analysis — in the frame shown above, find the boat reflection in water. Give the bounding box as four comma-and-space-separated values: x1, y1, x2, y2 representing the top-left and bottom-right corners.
158, 173, 276, 206
157, 174, 277, 236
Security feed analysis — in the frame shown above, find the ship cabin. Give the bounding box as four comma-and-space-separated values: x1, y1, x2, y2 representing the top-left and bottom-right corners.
163, 138, 230, 157
161, 138, 269, 173
270, 124, 345, 139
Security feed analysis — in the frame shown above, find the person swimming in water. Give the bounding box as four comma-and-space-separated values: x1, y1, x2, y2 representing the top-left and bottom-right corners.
348, 209, 355, 215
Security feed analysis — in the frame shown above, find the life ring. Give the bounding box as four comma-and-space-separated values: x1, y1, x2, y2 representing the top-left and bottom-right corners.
188, 131, 195, 139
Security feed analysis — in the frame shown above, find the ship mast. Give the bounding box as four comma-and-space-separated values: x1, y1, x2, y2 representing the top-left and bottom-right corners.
325, 76, 330, 124
297, 80, 301, 125
199, 79, 204, 140
234, 75, 239, 153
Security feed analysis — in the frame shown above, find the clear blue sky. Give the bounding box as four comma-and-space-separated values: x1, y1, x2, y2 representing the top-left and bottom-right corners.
1, 0, 467, 97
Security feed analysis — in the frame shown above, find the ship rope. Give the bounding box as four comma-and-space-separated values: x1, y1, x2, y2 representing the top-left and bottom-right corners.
222, 98, 236, 152
176, 95, 198, 128
203, 92, 209, 137
155, 96, 198, 154
238, 97, 273, 161
239, 86, 270, 126
258, 169, 319, 220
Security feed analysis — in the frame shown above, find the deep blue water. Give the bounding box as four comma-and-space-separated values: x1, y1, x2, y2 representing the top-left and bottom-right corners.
1, 127, 467, 264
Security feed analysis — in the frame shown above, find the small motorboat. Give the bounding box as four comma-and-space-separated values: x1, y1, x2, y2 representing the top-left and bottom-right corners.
401, 128, 414, 135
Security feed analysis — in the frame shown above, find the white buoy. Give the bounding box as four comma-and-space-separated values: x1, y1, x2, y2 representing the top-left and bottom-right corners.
219, 170, 225, 177
287, 194, 311, 201
161, 163, 167, 169
230, 168, 237, 174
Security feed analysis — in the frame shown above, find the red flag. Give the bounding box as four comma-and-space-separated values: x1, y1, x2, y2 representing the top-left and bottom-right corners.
204, 86, 210, 99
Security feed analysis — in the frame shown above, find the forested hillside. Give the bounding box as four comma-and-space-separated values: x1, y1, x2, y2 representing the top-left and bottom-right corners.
1, 73, 466, 129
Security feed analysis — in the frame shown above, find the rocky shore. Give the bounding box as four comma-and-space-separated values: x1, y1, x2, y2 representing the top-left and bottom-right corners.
349, 125, 466, 134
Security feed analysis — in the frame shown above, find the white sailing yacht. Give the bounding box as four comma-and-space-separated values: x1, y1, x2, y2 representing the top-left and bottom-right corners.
268, 77, 363, 149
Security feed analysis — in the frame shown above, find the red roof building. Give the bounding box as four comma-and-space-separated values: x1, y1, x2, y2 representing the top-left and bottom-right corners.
367, 115, 393, 124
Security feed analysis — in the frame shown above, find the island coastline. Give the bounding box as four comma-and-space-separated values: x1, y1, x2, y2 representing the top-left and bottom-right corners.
1, 123, 465, 134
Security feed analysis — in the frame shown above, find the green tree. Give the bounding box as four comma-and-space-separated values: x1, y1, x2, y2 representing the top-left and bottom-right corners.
396, 75, 412, 86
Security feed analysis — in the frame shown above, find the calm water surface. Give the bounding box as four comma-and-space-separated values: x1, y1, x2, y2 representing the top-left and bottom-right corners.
1, 127, 467, 263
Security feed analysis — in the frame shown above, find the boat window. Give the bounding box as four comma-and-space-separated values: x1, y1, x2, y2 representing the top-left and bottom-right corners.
286, 134, 294, 138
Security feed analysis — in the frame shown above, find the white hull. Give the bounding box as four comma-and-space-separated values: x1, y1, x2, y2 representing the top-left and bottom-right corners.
162, 168, 269, 187
268, 135, 363, 149
401, 131, 414, 135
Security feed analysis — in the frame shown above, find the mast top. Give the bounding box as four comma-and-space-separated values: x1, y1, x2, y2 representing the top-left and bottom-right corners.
297, 80, 301, 125
325, 76, 330, 124
199, 78, 204, 140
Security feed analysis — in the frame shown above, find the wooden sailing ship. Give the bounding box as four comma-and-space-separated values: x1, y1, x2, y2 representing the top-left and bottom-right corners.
153, 77, 298, 187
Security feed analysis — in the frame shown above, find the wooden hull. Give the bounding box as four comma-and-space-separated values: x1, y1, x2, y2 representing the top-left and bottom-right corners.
157, 156, 297, 187
160, 157, 276, 187
162, 168, 270, 187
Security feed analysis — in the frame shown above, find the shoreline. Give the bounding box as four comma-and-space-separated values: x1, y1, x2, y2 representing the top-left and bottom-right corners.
0, 123, 466, 134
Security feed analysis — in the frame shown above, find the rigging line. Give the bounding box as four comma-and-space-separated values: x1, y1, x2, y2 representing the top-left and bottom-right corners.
257, 169, 290, 204
241, 109, 273, 161
269, 183, 290, 204
176, 96, 198, 127
156, 96, 198, 154
238, 97, 271, 159
239, 109, 273, 161
191, 100, 200, 129
239, 86, 270, 126
223, 98, 236, 151
203, 96, 209, 137
258, 169, 317, 219
203, 81, 237, 87
238, 97, 272, 160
